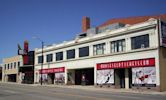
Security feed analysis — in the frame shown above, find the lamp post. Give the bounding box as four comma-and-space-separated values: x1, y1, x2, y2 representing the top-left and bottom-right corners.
33, 37, 44, 85
41, 41, 44, 85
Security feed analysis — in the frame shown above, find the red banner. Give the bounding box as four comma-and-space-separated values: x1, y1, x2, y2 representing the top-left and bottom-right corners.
97, 58, 155, 70
39, 67, 65, 74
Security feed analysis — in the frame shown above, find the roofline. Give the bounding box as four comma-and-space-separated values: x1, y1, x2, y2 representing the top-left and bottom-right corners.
35, 19, 158, 54
97, 14, 166, 28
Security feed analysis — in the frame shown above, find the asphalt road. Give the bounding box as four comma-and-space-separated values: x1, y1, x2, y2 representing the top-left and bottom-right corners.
0, 83, 166, 100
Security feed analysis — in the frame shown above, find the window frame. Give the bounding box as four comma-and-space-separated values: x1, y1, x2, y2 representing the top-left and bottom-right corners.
11, 63, 13, 69
56, 52, 63, 61
131, 34, 149, 50
38, 56, 43, 64
93, 43, 106, 55
111, 39, 126, 53
18, 61, 20, 67
4, 64, 6, 70
46, 54, 53, 62
8, 64, 10, 69
79, 46, 89, 57
14, 62, 16, 69
67, 49, 75, 59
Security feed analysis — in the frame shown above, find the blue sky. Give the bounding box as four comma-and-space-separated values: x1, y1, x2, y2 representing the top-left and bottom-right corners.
0, 0, 166, 64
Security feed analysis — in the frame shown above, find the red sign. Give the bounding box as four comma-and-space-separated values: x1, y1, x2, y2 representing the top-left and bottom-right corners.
97, 58, 155, 70
39, 67, 65, 74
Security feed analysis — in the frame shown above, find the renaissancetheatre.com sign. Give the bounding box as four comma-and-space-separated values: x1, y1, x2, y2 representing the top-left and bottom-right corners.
39, 67, 65, 74
97, 58, 155, 70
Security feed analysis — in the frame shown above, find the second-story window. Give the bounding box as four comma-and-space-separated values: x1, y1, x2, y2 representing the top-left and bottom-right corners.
18, 62, 20, 67
131, 34, 149, 50
67, 49, 75, 59
79, 46, 89, 57
4, 64, 6, 70
46, 54, 53, 62
111, 39, 125, 53
11, 63, 13, 69
38, 56, 43, 64
8, 64, 10, 69
56, 52, 63, 61
14, 62, 16, 69
93, 43, 106, 55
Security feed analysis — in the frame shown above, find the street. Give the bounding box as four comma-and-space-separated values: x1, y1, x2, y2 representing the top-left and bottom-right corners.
0, 83, 166, 100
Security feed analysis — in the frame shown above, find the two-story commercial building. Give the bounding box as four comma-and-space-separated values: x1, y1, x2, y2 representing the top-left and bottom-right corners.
2, 55, 23, 83
34, 14, 166, 91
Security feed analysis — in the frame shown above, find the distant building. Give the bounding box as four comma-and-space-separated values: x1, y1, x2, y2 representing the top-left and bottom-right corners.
0, 64, 2, 81
2, 55, 23, 83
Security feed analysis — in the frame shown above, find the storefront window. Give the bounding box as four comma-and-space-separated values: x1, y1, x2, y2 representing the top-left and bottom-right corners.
56, 52, 63, 61
131, 34, 149, 49
55, 73, 65, 84
79, 46, 89, 57
46, 54, 53, 62
96, 69, 114, 85
132, 67, 156, 87
111, 39, 125, 53
67, 49, 75, 59
93, 43, 106, 55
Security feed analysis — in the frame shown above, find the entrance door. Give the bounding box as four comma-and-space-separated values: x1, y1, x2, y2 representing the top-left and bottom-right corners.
115, 68, 132, 89
48, 73, 54, 84
8, 74, 16, 82
128, 68, 132, 88
115, 69, 125, 88
75, 68, 94, 85
119, 69, 125, 88
85, 68, 94, 85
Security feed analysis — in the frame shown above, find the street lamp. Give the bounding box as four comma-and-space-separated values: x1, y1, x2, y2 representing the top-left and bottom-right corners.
33, 37, 44, 85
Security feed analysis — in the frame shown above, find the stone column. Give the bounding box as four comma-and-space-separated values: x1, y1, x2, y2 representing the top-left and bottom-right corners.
125, 69, 129, 89
89, 45, 93, 57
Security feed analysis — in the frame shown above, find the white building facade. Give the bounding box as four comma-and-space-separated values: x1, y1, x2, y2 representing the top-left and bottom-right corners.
34, 18, 166, 91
